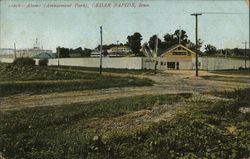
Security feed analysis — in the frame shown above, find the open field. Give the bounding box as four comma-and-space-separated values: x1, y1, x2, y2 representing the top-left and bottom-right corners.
0, 89, 249, 158
1, 67, 249, 110
51, 65, 157, 75
0, 63, 250, 158
0, 64, 153, 97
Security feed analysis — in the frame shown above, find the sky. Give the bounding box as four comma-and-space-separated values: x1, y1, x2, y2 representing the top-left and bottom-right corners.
0, 0, 249, 52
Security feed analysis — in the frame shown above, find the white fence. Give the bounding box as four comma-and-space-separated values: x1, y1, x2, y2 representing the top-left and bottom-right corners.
0, 58, 14, 63
0, 57, 249, 71
48, 57, 143, 69
200, 57, 249, 70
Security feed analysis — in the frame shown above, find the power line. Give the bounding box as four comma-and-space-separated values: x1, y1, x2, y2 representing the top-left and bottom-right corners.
201, 12, 248, 15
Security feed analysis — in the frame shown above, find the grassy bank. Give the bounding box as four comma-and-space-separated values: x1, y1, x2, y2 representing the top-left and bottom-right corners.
1, 89, 250, 158
0, 64, 153, 97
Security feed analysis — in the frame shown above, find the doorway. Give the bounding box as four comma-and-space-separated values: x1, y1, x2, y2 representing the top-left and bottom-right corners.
167, 62, 175, 69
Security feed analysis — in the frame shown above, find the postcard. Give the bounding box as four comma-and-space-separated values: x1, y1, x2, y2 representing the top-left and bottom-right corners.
0, 0, 249, 159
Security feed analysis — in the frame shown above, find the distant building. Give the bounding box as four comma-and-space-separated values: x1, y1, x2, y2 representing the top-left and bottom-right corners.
90, 49, 101, 57
0, 48, 15, 58
16, 48, 53, 58
33, 52, 56, 59
0, 39, 53, 58
108, 46, 132, 57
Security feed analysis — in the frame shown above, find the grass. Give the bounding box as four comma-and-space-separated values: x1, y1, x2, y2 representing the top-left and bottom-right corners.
51, 65, 156, 75
202, 75, 250, 83
210, 69, 250, 76
0, 64, 154, 97
0, 93, 192, 159
0, 88, 250, 158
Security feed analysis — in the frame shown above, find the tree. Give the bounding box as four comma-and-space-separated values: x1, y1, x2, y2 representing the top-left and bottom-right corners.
163, 30, 189, 48
56, 47, 70, 58
163, 33, 176, 48
127, 32, 143, 56
186, 39, 203, 55
148, 35, 162, 50
173, 30, 189, 46
186, 40, 196, 51
81, 48, 92, 57
233, 48, 245, 56
205, 44, 217, 55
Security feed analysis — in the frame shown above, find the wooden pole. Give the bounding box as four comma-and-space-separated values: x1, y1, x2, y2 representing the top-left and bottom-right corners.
191, 13, 202, 77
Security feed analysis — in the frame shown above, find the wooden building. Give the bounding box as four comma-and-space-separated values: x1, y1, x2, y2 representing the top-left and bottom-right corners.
159, 44, 196, 70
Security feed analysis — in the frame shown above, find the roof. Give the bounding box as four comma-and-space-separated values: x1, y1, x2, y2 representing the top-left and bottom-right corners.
33, 52, 56, 59
160, 44, 196, 57
110, 46, 131, 50
157, 49, 169, 56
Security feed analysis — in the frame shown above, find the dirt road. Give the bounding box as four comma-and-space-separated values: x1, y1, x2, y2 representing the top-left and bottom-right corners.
0, 70, 249, 110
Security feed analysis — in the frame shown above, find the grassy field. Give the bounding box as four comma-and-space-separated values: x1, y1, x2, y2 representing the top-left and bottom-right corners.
210, 69, 250, 76
202, 75, 249, 83
0, 93, 192, 159
1, 89, 250, 159
50, 66, 157, 75
0, 64, 153, 97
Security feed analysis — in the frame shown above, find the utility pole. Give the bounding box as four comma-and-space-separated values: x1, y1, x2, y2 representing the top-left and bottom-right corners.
244, 41, 247, 69
155, 34, 158, 57
57, 48, 60, 67
179, 26, 182, 44
242, 41, 248, 69
191, 13, 202, 77
14, 43, 16, 59
116, 40, 119, 55
99, 26, 103, 75
154, 34, 158, 74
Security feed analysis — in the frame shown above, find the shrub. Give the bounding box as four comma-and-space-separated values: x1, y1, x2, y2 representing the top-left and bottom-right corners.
13, 57, 35, 66
38, 59, 48, 66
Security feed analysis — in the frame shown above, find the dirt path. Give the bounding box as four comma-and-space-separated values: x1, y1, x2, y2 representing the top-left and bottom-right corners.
0, 70, 249, 110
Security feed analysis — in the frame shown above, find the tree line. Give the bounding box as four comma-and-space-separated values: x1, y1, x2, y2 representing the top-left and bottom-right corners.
204, 44, 250, 57
56, 47, 92, 58
56, 29, 247, 58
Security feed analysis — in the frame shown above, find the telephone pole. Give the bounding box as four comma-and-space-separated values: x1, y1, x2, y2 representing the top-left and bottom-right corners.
57, 48, 60, 67
116, 40, 119, 55
99, 26, 103, 75
242, 41, 249, 69
191, 13, 202, 77
14, 43, 16, 59
179, 26, 182, 44
155, 34, 158, 57
154, 34, 158, 74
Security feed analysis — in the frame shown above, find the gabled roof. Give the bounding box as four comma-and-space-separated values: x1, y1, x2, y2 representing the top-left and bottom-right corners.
160, 44, 196, 57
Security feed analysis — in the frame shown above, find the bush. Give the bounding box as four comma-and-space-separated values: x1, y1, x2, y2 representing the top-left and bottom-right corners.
13, 57, 35, 66
38, 59, 48, 66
